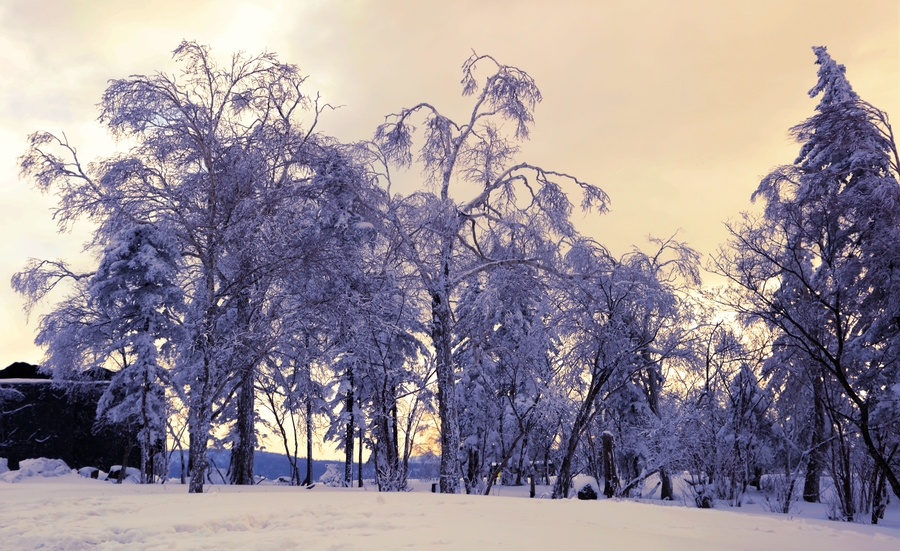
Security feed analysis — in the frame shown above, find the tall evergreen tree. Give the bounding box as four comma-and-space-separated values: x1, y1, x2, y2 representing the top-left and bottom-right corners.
90, 224, 183, 483
714, 46, 900, 513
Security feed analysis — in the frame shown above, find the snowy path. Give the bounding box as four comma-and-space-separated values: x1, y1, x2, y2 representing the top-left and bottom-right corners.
1, 476, 899, 550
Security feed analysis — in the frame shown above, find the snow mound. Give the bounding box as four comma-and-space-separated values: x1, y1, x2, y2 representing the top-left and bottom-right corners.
572, 474, 599, 500
106, 466, 141, 483
78, 467, 102, 479
319, 464, 344, 487
0, 457, 72, 482
0, 458, 8, 475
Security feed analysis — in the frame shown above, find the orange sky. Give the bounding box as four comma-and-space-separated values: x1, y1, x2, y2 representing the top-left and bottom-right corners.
0, 0, 897, 365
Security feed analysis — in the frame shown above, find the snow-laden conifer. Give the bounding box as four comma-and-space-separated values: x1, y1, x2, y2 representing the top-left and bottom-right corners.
88, 224, 183, 483
714, 46, 900, 519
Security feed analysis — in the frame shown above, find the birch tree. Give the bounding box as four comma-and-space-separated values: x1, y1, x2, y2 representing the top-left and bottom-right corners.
15, 42, 358, 493
361, 53, 608, 493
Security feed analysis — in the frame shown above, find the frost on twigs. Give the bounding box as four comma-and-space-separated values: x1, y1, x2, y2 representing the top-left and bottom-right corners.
460, 52, 541, 140
374, 118, 414, 168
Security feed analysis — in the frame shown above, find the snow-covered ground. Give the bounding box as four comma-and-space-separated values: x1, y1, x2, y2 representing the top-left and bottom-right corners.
1, 462, 899, 550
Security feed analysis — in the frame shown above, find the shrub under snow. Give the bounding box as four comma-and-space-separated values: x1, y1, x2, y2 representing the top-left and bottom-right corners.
0, 458, 72, 483
319, 464, 345, 487
573, 474, 600, 500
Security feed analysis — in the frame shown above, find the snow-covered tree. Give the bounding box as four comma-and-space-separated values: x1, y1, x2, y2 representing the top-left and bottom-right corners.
88, 224, 183, 483
454, 259, 558, 495
15, 42, 366, 493
349, 272, 430, 492
304, 222, 432, 491
359, 53, 608, 493
713, 46, 900, 513
551, 237, 698, 499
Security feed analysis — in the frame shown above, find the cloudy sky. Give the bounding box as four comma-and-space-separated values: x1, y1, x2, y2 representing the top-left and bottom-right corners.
1, 0, 897, 366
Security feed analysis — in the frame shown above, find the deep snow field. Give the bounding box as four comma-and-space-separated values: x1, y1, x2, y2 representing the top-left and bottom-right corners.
1, 461, 899, 550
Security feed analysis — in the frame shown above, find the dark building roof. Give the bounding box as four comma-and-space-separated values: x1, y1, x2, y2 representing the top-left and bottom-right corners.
0, 362, 49, 380
1, 362, 135, 471
0, 362, 115, 382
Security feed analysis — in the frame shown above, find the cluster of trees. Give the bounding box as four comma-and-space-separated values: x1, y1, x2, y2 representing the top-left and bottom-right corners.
711, 47, 900, 521
12, 43, 900, 522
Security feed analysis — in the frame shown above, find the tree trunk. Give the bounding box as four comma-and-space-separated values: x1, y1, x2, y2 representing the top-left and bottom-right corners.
391, 387, 400, 468
303, 398, 313, 486
118, 439, 135, 484
344, 372, 355, 487
872, 465, 888, 525
390, 386, 403, 489
659, 466, 673, 500
358, 426, 363, 488
432, 291, 461, 494
141, 371, 149, 484
464, 448, 478, 494
188, 405, 211, 493
553, 429, 579, 499
188, 352, 213, 494
543, 447, 551, 485
602, 431, 618, 498
514, 436, 528, 486
229, 278, 259, 486
230, 365, 256, 485
179, 443, 186, 485
803, 374, 825, 502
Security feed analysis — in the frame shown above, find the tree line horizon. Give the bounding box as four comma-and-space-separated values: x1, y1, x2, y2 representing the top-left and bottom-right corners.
8, 41, 900, 522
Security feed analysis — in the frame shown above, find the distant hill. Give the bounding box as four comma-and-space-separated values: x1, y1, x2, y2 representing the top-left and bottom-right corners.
167, 450, 441, 482
167, 450, 331, 482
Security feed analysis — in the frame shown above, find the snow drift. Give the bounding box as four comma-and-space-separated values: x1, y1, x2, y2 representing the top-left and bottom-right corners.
0, 457, 72, 483
1, 472, 899, 550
